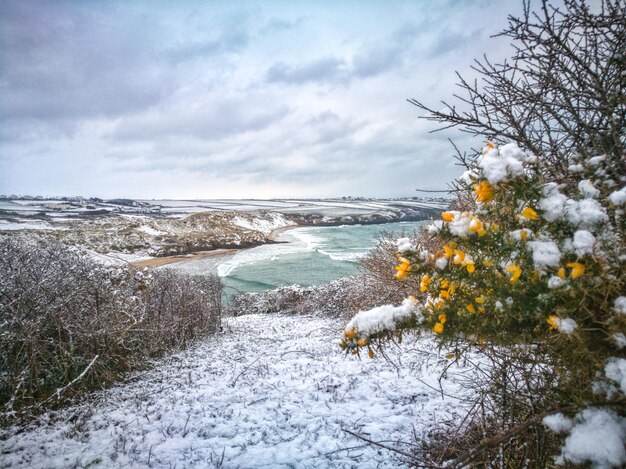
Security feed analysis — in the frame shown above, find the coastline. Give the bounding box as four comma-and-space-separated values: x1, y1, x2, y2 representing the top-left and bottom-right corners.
130, 224, 301, 269
130, 248, 238, 269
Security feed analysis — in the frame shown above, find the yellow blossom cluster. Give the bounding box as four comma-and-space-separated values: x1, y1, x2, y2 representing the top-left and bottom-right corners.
342, 141, 624, 357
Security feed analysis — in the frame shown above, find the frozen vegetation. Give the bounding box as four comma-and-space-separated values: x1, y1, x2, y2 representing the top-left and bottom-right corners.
1, 314, 476, 468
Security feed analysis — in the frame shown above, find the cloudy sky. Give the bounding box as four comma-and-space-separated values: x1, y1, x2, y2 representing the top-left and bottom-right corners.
0, 0, 523, 199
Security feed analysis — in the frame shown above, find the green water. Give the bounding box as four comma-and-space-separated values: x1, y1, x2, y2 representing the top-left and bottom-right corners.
217, 221, 427, 296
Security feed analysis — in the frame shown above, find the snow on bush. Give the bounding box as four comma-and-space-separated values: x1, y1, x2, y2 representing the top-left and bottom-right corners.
542, 413, 573, 433
555, 409, 626, 468
341, 141, 625, 465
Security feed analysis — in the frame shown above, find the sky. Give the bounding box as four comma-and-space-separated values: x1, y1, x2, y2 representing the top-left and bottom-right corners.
0, 0, 524, 199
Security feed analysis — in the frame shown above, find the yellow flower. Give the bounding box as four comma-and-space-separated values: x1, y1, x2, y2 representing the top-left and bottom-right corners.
438, 313, 447, 324
489, 222, 500, 232
465, 261, 475, 274
547, 315, 559, 331
521, 207, 538, 220
485, 141, 496, 150
442, 244, 454, 258
473, 180, 494, 203
520, 229, 529, 241
357, 338, 369, 347
433, 322, 444, 334
475, 295, 486, 304
395, 270, 409, 280
439, 289, 451, 300
567, 262, 585, 278
469, 216, 484, 233
505, 263, 522, 284
345, 329, 357, 339
466, 304, 476, 314
482, 259, 495, 267
420, 274, 431, 292
557, 267, 566, 279
453, 249, 466, 265
441, 211, 455, 222
368, 348, 375, 359
448, 283, 457, 295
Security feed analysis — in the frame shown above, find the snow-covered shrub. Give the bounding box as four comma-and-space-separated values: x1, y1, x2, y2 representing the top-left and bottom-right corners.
0, 237, 222, 417
227, 275, 405, 319
340, 1, 624, 465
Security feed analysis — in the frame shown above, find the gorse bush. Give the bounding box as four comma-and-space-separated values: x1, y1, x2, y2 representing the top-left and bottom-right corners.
0, 237, 222, 418
341, 0, 625, 466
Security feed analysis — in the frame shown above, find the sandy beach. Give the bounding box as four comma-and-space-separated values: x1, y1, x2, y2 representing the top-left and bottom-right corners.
130, 224, 300, 270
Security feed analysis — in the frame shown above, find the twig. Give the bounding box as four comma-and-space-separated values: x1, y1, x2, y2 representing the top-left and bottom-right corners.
342, 428, 444, 468
36, 355, 99, 408
229, 357, 261, 387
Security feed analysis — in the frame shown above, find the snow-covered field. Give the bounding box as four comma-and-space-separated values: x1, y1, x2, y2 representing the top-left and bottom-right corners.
1, 314, 474, 468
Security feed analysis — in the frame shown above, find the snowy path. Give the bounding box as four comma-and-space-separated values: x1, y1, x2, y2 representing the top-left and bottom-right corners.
1, 314, 474, 468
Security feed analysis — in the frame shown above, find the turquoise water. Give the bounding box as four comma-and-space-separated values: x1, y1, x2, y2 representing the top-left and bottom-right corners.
216, 221, 427, 296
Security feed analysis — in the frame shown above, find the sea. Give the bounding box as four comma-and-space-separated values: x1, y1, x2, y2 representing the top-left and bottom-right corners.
167, 221, 428, 299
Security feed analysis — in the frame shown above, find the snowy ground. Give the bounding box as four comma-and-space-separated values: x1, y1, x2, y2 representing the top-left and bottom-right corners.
1, 314, 475, 468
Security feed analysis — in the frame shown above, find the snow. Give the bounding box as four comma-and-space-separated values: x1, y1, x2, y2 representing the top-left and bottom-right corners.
447, 211, 472, 237
556, 408, 626, 468
605, 358, 626, 395
543, 413, 573, 433
547, 276, 567, 289
578, 180, 600, 198
137, 225, 165, 236
396, 237, 414, 252
476, 144, 526, 184
568, 164, 584, 173
614, 297, 626, 315
527, 240, 561, 270
572, 230, 596, 256
565, 198, 608, 228
232, 213, 293, 235
345, 298, 423, 336
1, 314, 475, 468
587, 155, 606, 166
608, 186, 626, 205
538, 183, 568, 222
612, 333, 626, 349
556, 318, 577, 335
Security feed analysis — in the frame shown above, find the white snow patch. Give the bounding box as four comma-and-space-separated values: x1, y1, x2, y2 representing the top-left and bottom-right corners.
556, 408, 626, 468
527, 240, 561, 270
587, 155, 606, 166
608, 186, 626, 205
578, 180, 600, 198
605, 358, 626, 395
476, 144, 526, 184
538, 183, 568, 222
548, 276, 567, 289
0, 314, 475, 468
543, 413, 573, 433
572, 230, 596, 256
614, 297, 626, 315
612, 333, 626, 349
568, 163, 584, 173
565, 198, 608, 228
346, 299, 423, 336
396, 237, 414, 253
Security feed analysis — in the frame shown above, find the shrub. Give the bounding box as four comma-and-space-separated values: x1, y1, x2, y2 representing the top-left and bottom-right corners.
0, 236, 222, 418
227, 275, 405, 320
341, 1, 625, 466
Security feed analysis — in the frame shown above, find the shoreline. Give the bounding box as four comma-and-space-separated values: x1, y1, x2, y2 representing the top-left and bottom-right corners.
130, 224, 301, 269
130, 248, 238, 269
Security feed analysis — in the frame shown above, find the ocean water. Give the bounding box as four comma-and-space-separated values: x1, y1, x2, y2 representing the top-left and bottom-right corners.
212, 221, 427, 296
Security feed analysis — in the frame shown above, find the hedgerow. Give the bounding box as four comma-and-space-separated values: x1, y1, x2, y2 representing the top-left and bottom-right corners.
0, 236, 223, 420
